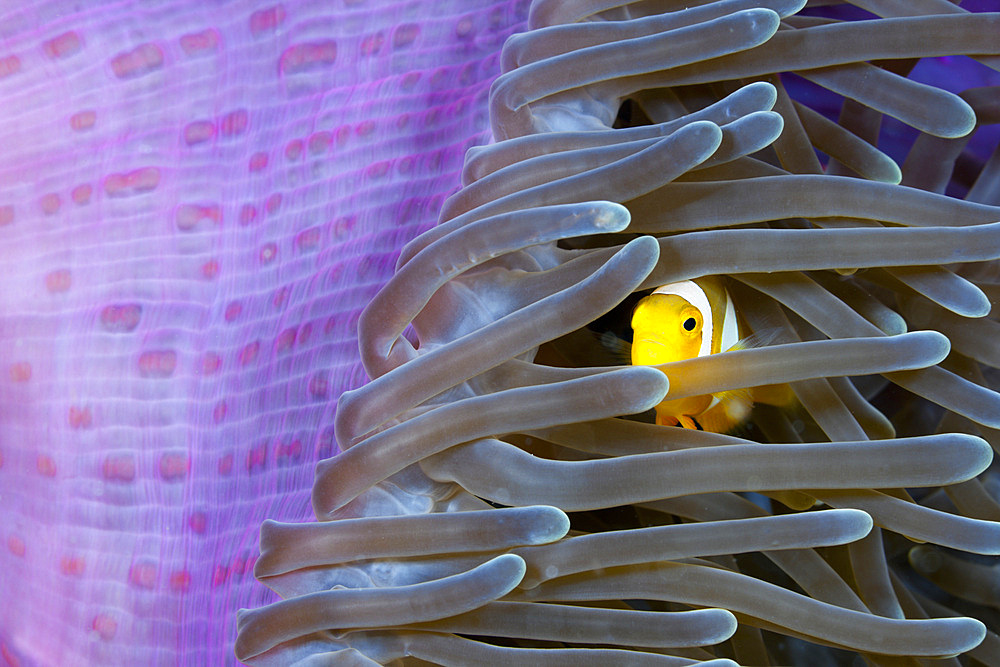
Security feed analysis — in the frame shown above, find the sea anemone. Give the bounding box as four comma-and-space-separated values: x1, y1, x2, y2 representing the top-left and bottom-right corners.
236, 1, 1000, 665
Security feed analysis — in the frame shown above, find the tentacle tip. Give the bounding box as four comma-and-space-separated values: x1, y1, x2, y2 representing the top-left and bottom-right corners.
485, 553, 528, 592
623, 365, 670, 410
706, 608, 739, 642
969, 300, 993, 319
590, 201, 631, 232
759, 109, 785, 133
953, 433, 993, 478
941, 108, 978, 140
740, 7, 782, 40
907, 544, 942, 575
879, 162, 903, 185
681, 119, 724, 145
528, 505, 571, 542
910, 329, 952, 365
743, 80, 778, 109
953, 617, 987, 655
786, 0, 809, 14
834, 508, 875, 538
618, 234, 662, 275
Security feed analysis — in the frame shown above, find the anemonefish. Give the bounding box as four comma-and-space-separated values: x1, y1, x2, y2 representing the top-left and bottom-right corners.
630, 277, 754, 432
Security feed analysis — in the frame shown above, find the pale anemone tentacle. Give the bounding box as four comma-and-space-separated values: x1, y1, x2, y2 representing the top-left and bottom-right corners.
490, 9, 783, 139
628, 36, 985, 139
643, 14, 1000, 83
440, 110, 783, 222
626, 176, 1000, 232
338, 234, 661, 446
810, 271, 907, 335
399, 602, 739, 648
904, 590, 1000, 667
881, 265, 991, 318
847, 0, 1000, 73
461, 79, 780, 183
236, 1, 1000, 664
646, 493, 872, 612
507, 222, 1000, 312
905, 121, 1000, 197
254, 633, 741, 667
512, 0, 807, 68
846, 528, 904, 619
511, 562, 987, 658
791, 100, 902, 183
943, 476, 1000, 522
510, 509, 874, 588
235, 554, 528, 661
418, 433, 989, 511
396, 120, 723, 266
908, 545, 1000, 610
254, 506, 570, 578
733, 271, 1000, 429
368, 632, 742, 667
821, 490, 1000, 555
315, 366, 670, 516
357, 201, 632, 377
524, 0, 805, 31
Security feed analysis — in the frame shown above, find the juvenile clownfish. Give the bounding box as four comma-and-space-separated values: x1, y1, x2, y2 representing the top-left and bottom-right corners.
630, 277, 753, 432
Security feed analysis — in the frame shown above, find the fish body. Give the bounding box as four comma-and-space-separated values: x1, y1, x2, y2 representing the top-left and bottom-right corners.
631, 277, 751, 431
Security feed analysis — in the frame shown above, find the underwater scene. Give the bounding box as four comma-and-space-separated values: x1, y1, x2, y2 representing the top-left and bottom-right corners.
2, 0, 1000, 665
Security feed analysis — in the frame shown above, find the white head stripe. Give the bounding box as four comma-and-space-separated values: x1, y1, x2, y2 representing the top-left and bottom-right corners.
720, 290, 739, 353
652, 281, 712, 357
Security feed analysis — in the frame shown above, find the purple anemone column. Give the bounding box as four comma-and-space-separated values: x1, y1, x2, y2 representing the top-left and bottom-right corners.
0, 1, 524, 663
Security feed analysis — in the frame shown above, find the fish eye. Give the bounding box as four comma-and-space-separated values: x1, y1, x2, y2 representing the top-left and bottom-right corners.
682, 317, 697, 332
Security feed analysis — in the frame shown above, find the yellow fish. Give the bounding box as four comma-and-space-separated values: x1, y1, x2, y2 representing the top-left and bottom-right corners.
630, 277, 753, 432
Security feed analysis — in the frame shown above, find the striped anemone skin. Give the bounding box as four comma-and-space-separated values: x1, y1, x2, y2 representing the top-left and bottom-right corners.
0, 1, 523, 664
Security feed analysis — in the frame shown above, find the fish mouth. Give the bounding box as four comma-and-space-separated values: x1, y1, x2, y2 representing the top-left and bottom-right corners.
635, 338, 667, 348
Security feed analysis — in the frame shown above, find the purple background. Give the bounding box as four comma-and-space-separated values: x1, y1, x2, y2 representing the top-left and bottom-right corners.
0, 1, 525, 663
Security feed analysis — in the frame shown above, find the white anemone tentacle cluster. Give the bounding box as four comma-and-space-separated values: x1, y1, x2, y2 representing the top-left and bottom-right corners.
236, 2, 1000, 665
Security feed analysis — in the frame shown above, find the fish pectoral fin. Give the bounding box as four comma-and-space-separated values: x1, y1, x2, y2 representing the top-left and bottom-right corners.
695, 389, 754, 434
588, 328, 632, 365
656, 413, 679, 427
676, 415, 701, 430
714, 388, 754, 418
655, 413, 701, 429
725, 327, 784, 353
